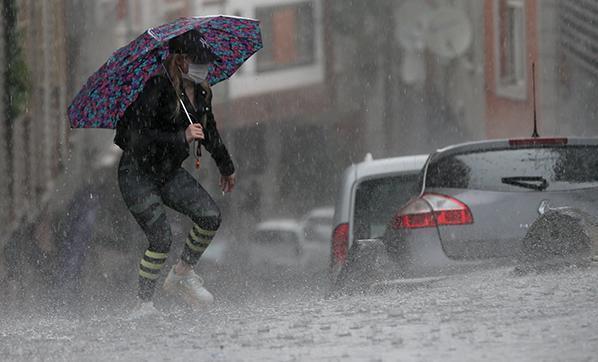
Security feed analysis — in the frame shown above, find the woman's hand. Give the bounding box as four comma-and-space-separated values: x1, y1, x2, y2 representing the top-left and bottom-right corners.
220, 173, 236, 193
185, 123, 204, 143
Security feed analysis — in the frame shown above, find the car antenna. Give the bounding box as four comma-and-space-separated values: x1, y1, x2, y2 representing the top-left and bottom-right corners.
531, 62, 539, 138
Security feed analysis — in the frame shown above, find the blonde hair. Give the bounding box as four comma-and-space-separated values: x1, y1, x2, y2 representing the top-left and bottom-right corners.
162, 54, 183, 117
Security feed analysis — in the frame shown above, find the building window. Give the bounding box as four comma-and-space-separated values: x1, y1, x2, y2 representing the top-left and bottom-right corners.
495, 0, 526, 99
256, 1, 315, 73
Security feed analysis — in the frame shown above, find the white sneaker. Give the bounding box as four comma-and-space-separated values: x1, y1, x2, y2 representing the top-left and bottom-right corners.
127, 301, 161, 320
163, 266, 214, 307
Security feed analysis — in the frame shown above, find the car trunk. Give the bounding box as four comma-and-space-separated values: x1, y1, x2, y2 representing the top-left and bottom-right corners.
424, 143, 598, 260
430, 188, 598, 259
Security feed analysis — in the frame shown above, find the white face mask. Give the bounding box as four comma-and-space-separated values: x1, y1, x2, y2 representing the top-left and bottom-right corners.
181, 63, 209, 84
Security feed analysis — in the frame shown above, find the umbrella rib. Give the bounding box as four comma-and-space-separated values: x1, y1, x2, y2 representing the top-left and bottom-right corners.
147, 28, 160, 40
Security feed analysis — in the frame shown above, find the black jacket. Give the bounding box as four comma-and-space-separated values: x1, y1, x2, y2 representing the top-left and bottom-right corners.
114, 75, 234, 178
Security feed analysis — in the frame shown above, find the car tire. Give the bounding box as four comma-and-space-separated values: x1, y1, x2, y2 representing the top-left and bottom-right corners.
522, 210, 591, 259
517, 209, 594, 273
331, 238, 391, 293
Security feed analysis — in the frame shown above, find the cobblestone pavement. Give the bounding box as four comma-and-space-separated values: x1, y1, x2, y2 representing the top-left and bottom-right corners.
1, 264, 597, 361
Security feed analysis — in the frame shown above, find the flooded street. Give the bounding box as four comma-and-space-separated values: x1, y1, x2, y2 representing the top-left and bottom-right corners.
2, 264, 597, 361
4, 1, 598, 361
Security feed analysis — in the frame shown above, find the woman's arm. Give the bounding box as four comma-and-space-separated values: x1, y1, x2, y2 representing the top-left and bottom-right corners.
198, 83, 235, 176
203, 112, 235, 176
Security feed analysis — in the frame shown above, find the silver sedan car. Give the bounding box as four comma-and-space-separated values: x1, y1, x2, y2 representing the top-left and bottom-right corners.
384, 137, 598, 278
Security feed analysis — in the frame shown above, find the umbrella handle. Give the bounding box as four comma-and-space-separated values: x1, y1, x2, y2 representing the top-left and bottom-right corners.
194, 140, 202, 169
178, 99, 194, 125
179, 97, 203, 169
163, 64, 202, 169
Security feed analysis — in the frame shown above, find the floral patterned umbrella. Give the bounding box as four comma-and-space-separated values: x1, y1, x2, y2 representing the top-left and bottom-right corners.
68, 16, 262, 129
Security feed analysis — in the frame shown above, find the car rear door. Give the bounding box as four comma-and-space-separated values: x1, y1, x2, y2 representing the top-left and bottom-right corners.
352, 173, 420, 241
301, 216, 333, 271
425, 142, 598, 259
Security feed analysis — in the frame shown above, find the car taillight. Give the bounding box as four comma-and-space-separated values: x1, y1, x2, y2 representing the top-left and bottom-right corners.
392, 193, 473, 229
331, 223, 349, 264
509, 138, 567, 146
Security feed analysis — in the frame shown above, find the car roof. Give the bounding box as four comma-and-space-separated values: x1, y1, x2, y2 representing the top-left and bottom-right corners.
256, 219, 302, 232
432, 137, 598, 160
303, 206, 334, 219
353, 154, 429, 181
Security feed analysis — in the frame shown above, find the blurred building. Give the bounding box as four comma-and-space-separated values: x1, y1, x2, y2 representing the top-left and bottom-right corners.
0, 0, 120, 254
0, 1, 69, 249
554, 0, 598, 136
0, 4, 7, 249
112, 0, 193, 44
333, 0, 487, 157
208, 0, 339, 222
331, 0, 582, 152
484, 0, 538, 138
481, 0, 597, 139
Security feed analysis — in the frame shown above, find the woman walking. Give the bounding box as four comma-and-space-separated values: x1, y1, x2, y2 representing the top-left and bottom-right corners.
114, 30, 235, 316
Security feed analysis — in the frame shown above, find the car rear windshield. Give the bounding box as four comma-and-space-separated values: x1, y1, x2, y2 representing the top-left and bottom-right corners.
426, 146, 598, 192
353, 174, 419, 239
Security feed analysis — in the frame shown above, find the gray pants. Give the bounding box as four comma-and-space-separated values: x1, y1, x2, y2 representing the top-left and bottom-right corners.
118, 153, 221, 300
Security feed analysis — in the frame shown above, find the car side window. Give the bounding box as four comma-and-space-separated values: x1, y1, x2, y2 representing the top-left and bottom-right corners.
353, 175, 419, 240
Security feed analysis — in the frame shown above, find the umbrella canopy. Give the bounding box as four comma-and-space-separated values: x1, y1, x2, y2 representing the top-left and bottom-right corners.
68, 16, 262, 129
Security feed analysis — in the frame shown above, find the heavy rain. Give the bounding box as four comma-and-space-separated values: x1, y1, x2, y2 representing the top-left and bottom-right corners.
1, 0, 598, 361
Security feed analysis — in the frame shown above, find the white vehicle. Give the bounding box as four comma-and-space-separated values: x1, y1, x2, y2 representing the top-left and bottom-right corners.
247, 219, 305, 273
300, 206, 334, 272
330, 154, 428, 282
301, 206, 334, 243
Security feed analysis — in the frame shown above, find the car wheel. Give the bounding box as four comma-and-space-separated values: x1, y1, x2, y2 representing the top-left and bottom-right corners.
331, 238, 391, 293
517, 209, 594, 273
522, 211, 591, 258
